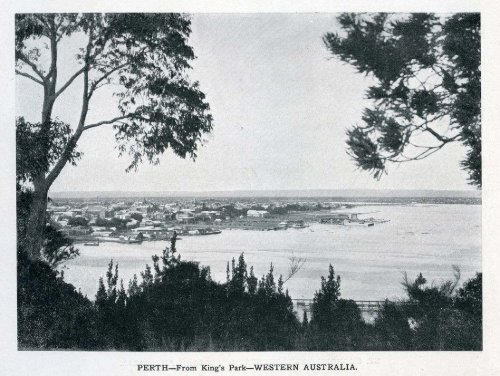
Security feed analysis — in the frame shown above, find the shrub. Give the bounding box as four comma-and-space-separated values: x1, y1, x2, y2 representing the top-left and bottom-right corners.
17, 253, 100, 349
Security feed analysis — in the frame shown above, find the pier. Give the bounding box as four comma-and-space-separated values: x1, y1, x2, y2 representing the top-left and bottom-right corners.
292, 298, 387, 322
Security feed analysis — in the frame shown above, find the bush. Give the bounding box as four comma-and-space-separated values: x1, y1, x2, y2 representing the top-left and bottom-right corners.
372, 300, 413, 350
17, 254, 100, 349
303, 265, 367, 350
371, 270, 482, 350
17, 235, 482, 351
92, 240, 300, 351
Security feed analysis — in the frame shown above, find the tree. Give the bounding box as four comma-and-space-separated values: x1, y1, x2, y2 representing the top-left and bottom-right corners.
130, 213, 143, 222
41, 223, 80, 268
311, 264, 341, 327
16, 13, 213, 261
373, 268, 482, 350
324, 13, 480, 186
454, 272, 482, 317
247, 266, 258, 295
228, 253, 247, 295
16, 185, 79, 268
308, 265, 365, 350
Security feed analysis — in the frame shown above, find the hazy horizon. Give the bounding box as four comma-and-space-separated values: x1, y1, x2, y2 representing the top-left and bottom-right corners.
49, 188, 481, 199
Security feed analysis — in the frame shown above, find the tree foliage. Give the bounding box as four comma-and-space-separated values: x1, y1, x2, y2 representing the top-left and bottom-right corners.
16, 117, 82, 186
324, 13, 481, 186
16, 187, 79, 268
306, 265, 365, 350
16, 13, 212, 177
373, 269, 482, 350
16, 13, 213, 260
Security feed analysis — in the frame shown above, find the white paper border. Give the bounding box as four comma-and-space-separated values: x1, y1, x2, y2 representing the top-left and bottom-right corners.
1, 1, 498, 375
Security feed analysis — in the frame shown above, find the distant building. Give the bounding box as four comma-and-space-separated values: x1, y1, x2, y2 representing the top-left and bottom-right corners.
56, 219, 68, 227
61, 226, 92, 236
126, 219, 139, 228
116, 211, 131, 220
86, 205, 107, 218
151, 212, 166, 221
328, 212, 358, 220
61, 211, 76, 218
176, 212, 195, 224
132, 205, 149, 214
71, 209, 85, 216
132, 226, 169, 238
247, 210, 270, 218
91, 230, 113, 237
47, 205, 70, 213
91, 226, 107, 232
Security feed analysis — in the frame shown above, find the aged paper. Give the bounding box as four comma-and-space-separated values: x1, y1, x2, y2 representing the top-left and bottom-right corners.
1, 0, 499, 375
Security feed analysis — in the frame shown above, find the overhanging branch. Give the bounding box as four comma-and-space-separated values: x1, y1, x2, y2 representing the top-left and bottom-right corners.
17, 54, 46, 82
83, 115, 131, 131
88, 62, 131, 98
54, 66, 86, 99
15, 70, 44, 85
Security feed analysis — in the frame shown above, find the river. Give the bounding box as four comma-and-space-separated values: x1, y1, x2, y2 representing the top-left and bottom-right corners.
63, 204, 481, 302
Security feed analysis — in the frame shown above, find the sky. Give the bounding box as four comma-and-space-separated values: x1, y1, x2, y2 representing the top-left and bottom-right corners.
15, 13, 475, 193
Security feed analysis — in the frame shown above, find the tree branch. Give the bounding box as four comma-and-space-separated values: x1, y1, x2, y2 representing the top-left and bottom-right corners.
15, 69, 44, 85
45, 28, 93, 188
88, 62, 130, 98
34, 14, 50, 31
17, 53, 46, 81
45, 131, 82, 188
54, 66, 86, 99
83, 115, 131, 131
390, 144, 445, 163
424, 125, 461, 143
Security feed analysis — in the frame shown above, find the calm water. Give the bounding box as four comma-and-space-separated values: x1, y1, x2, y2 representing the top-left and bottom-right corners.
63, 204, 481, 301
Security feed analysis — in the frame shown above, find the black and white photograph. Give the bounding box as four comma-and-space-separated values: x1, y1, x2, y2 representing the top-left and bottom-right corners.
1, 1, 499, 375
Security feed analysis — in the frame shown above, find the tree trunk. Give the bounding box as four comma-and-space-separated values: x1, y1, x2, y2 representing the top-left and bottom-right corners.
23, 183, 48, 261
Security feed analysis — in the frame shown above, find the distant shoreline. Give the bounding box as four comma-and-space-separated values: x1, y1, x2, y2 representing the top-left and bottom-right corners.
49, 188, 481, 200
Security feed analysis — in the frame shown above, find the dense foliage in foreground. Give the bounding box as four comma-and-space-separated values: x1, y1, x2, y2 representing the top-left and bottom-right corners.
18, 240, 482, 351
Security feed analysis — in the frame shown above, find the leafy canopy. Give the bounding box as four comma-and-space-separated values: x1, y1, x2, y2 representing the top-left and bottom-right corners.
16, 117, 82, 185
324, 13, 480, 186
15, 13, 213, 180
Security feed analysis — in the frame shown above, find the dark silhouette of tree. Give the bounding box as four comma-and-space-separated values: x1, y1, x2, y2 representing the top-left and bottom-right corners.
140, 264, 154, 289
454, 272, 482, 317
312, 264, 341, 323
306, 264, 365, 350
16, 13, 213, 261
373, 300, 414, 350
18, 253, 99, 349
247, 266, 258, 295
228, 254, 247, 295
127, 274, 141, 297
41, 224, 80, 268
324, 13, 480, 187
372, 268, 481, 350
16, 186, 79, 268
18, 242, 482, 350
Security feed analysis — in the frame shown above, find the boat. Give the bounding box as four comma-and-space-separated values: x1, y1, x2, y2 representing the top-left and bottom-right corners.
343, 220, 375, 227
84, 240, 99, 246
200, 229, 222, 235
125, 238, 143, 244
90, 236, 142, 244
